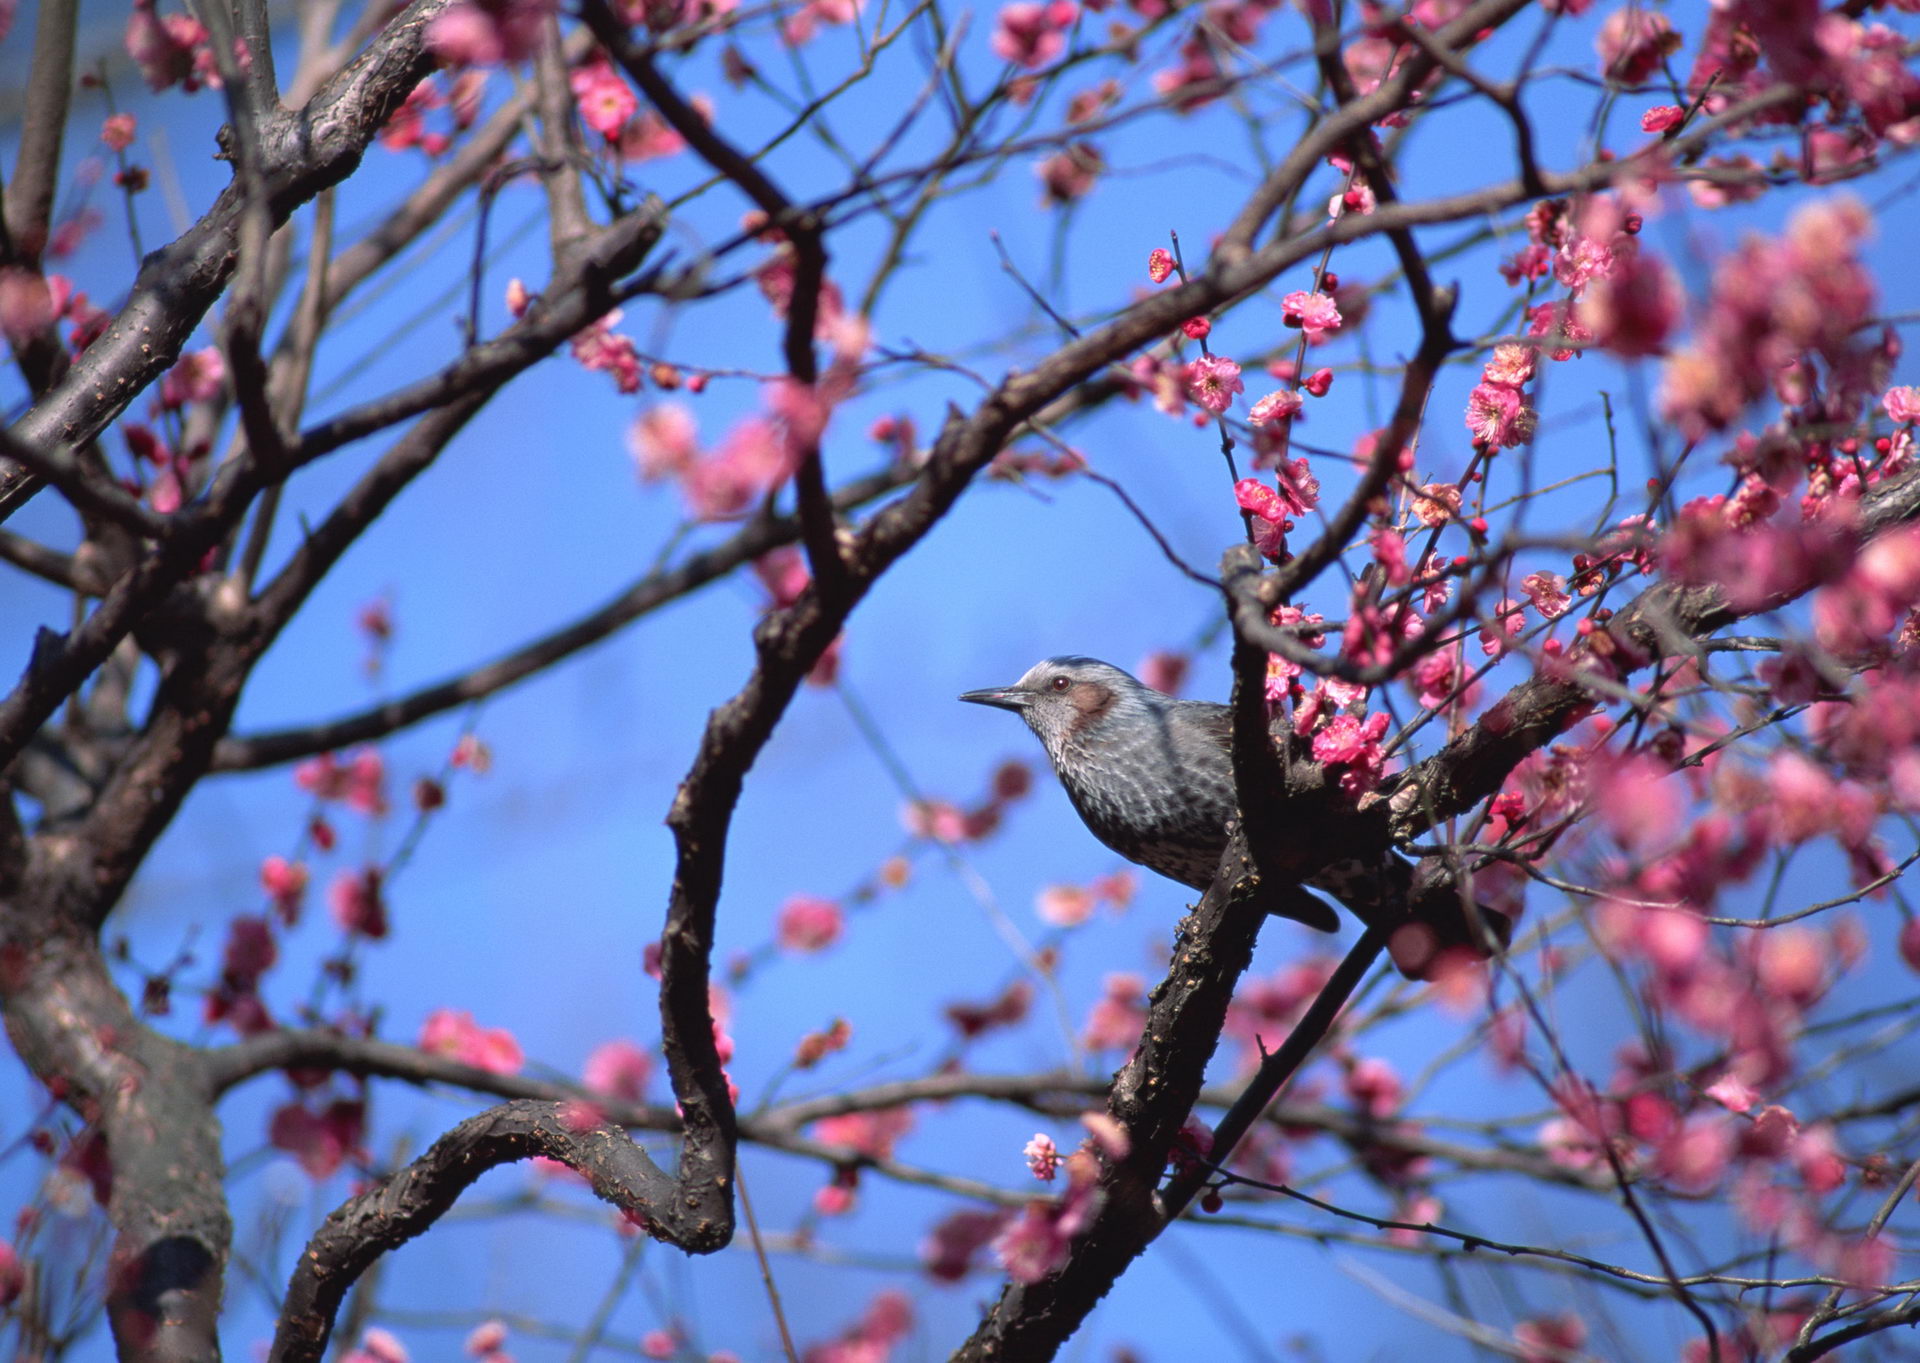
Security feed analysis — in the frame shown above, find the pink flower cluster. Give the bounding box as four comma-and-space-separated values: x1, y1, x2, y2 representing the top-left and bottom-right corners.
1035, 869, 1136, 927
1082, 972, 1146, 1050
991, 0, 1076, 68
776, 893, 844, 952
426, 0, 553, 67
125, 0, 229, 93
419, 1007, 526, 1074
799, 1292, 911, 1363
269, 1096, 366, 1179
296, 747, 389, 816
1660, 197, 1879, 439
901, 759, 1032, 844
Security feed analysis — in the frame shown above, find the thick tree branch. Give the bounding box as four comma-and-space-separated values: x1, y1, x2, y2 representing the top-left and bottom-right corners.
268, 1101, 723, 1363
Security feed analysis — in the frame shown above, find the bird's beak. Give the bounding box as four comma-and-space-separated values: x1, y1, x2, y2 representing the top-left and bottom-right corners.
958, 685, 1029, 712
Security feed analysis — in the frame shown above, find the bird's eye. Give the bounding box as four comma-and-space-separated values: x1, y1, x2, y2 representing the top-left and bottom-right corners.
1049, 676, 1071, 692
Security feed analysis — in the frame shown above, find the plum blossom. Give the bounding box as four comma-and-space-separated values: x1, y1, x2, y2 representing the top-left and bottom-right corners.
1465, 381, 1535, 449
583, 1039, 653, 1101
1309, 712, 1390, 794
570, 58, 637, 141
125, 1, 211, 92
1083, 972, 1146, 1050
777, 894, 844, 951
1249, 388, 1302, 425
1584, 246, 1683, 357
814, 1107, 914, 1159
1281, 289, 1342, 343
328, 867, 388, 939
1182, 355, 1243, 413
1147, 247, 1175, 283
1596, 7, 1680, 84
922, 1208, 1010, 1280
426, 0, 553, 66
270, 1098, 366, 1179
1641, 104, 1686, 133
1522, 571, 1572, 619
570, 310, 642, 394
1023, 1132, 1059, 1180
419, 1008, 525, 1074
991, 0, 1076, 68
1885, 385, 1920, 425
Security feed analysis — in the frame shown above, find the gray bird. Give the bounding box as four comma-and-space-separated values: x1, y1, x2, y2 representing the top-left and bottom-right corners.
960, 655, 1410, 933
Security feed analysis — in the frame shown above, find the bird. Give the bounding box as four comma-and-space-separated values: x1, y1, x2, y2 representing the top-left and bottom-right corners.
959, 655, 1418, 936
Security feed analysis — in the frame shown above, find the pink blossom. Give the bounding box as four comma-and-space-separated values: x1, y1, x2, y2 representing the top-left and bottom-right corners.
1310, 711, 1388, 771
922, 1208, 1010, 1280
1147, 247, 1175, 283
269, 1098, 365, 1179
1515, 1315, 1586, 1363
1035, 144, 1102, 204
102, 114, 137, 151
1248, 389, 1302, 425
1272, 455, 1320, 515
993, 1201, 1072, 1282
1900, 918, 1920, 974
1592, 752, 1683, 855
1552, 233, 1615, 294
1885, 385, 1920, 425
159, 347, 225, 408
125, 1, 208, 91
221, 916, 277, 991
813, 1107, 914, 1158
465, 1321, 508, 1358
1411, 482, 1460, 527
1755, 927, 1829, 1008
337, 1328, 410, 1363
328, 867, 388, 939
1083, 972, 1146, 1050
1793, 1125, 1847, 1194
1640, 104, 1685, 133
639, 1330, 676, 1360
628, 403, 700, 482
583, 1039, 653, 1101
1343, 1057, 1402, 1118
1522, 571, 1572, 619
0, 268, 52, 348
260, 855, 308, 922
1704, 1072, 1758, 1114
0, 1240, 21, 1309
1281, 289, 1342, 343
1596, 6, 1679, 84
1411, 649, 1475, 713
1024, 1132, 1059, 1180
419, 1008, 525, 1074
777, 894, 844, 951
1182, 355, 1243, 413
1465, 381, 1535, 449
570, 310, 642, 394
1653, 1115, 1734, 1193
426, 0, 553, 66
1584, 247, 1682, 357
569, 58, 636, 140
991, 1, 1076, 68
1079, 1111, 1131, 1159
1036, 884, 1095, 927
619, 110, 687, 162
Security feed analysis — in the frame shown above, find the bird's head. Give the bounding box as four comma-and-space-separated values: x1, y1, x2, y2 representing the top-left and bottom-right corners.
958, 656, 1158, 757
